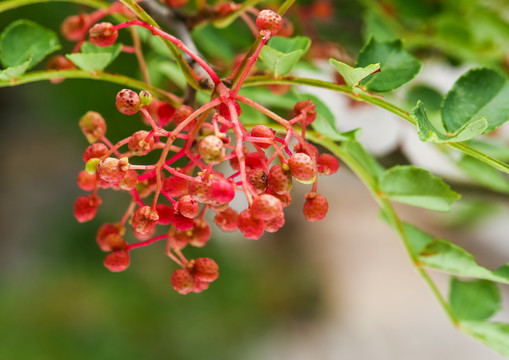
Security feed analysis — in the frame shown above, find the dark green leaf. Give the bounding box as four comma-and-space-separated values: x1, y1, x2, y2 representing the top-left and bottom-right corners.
362, 10, 398, 42
0, 19, 60, 69
442, 68, 509, 134
379, 165, 460, 211
356, 38, 421, 92
329, 59, 380, 88
0, 58, 30, 80
406, 85, 442, 113
450, 278, 500, 321
259, 36, 311, 77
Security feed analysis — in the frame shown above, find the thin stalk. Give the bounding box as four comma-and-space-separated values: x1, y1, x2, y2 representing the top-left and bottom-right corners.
120, 0, 201, 90
304, 133, 460, 326
0, 0, 110, 12
0, 70, 180, 107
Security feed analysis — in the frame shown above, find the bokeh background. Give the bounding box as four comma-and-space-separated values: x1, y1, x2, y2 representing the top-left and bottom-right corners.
1, 0, 509, 359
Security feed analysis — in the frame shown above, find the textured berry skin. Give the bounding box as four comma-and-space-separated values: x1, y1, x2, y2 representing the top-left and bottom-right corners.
251, 194, 283, 221
189, 178, 213, 203
192, 258, 219, 282
238, 209, 264, 240
317, 153, 340, 175
171, 269, 193, 294
264, 212, 285, 233
265, 186, 291, 207
132, 206, 159, 236
288, 153, 317, 184
102, 234, 126, 251
97, 157, 129, 182
116, 89, 140, 115
303, 193, 328, 222
198, 135, 225, 164
118, 169, 138, 191
173, 105, 195, 131
74, 195, 101, 222
188, 219, 211, 247
128, 130, 154, 156
250, 125, 275, 149
77, 170, 97, 191
89, 22, 118, 47
104, 250, 130, 272
256, 9, 283, 34
97, 223, 124, 251
248, 169, 268, 194
83, 143, 108, 162
79, 111, 106, 143
214, 207, 239, 232
293, 100, 317, 126
209, 179, 235, 203
177, 195, 200, 218
61, 14, 89, 41
162, 175, 188, 198
268, 163, 293, 194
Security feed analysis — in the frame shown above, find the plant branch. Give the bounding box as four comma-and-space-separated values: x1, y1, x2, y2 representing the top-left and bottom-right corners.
243, 75, 509, 177
0, 70, 180, 106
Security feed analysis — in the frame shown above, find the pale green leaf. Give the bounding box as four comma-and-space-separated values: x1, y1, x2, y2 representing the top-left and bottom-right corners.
0, 58, 30, 80
329, 59, 380, 88
379, 165, 460, 211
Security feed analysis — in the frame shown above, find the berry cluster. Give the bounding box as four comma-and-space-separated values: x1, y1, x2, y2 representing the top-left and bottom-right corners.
69, 6, 339, 294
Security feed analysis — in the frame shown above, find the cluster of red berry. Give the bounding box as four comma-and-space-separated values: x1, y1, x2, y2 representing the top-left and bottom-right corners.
68, 3, 339, 294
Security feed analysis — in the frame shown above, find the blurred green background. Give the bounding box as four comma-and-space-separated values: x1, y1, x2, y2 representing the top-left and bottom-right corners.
1, 1, 509, 359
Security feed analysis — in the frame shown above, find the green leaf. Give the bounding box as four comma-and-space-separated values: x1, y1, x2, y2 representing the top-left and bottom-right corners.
299, 93, 359, 141
65, 53, 112, 72
259, 36, 311, 77
342, 140, 385, 180
413, 101, 487, 143
66, 42, 123, 72
379, 165, 460, 211
406, 85, 443, 113
356, 38, 421, 92
449, 278, 500, 321
457, 155, 509, 193
329, 59, 380, 88
362, 10, 398, 42
404, 224, 509, 284
82, 41, 122, 62
461, 321, 509, 357
0, 58, 30, 80
0, 19, 60, 69
442, 68, 509, 134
